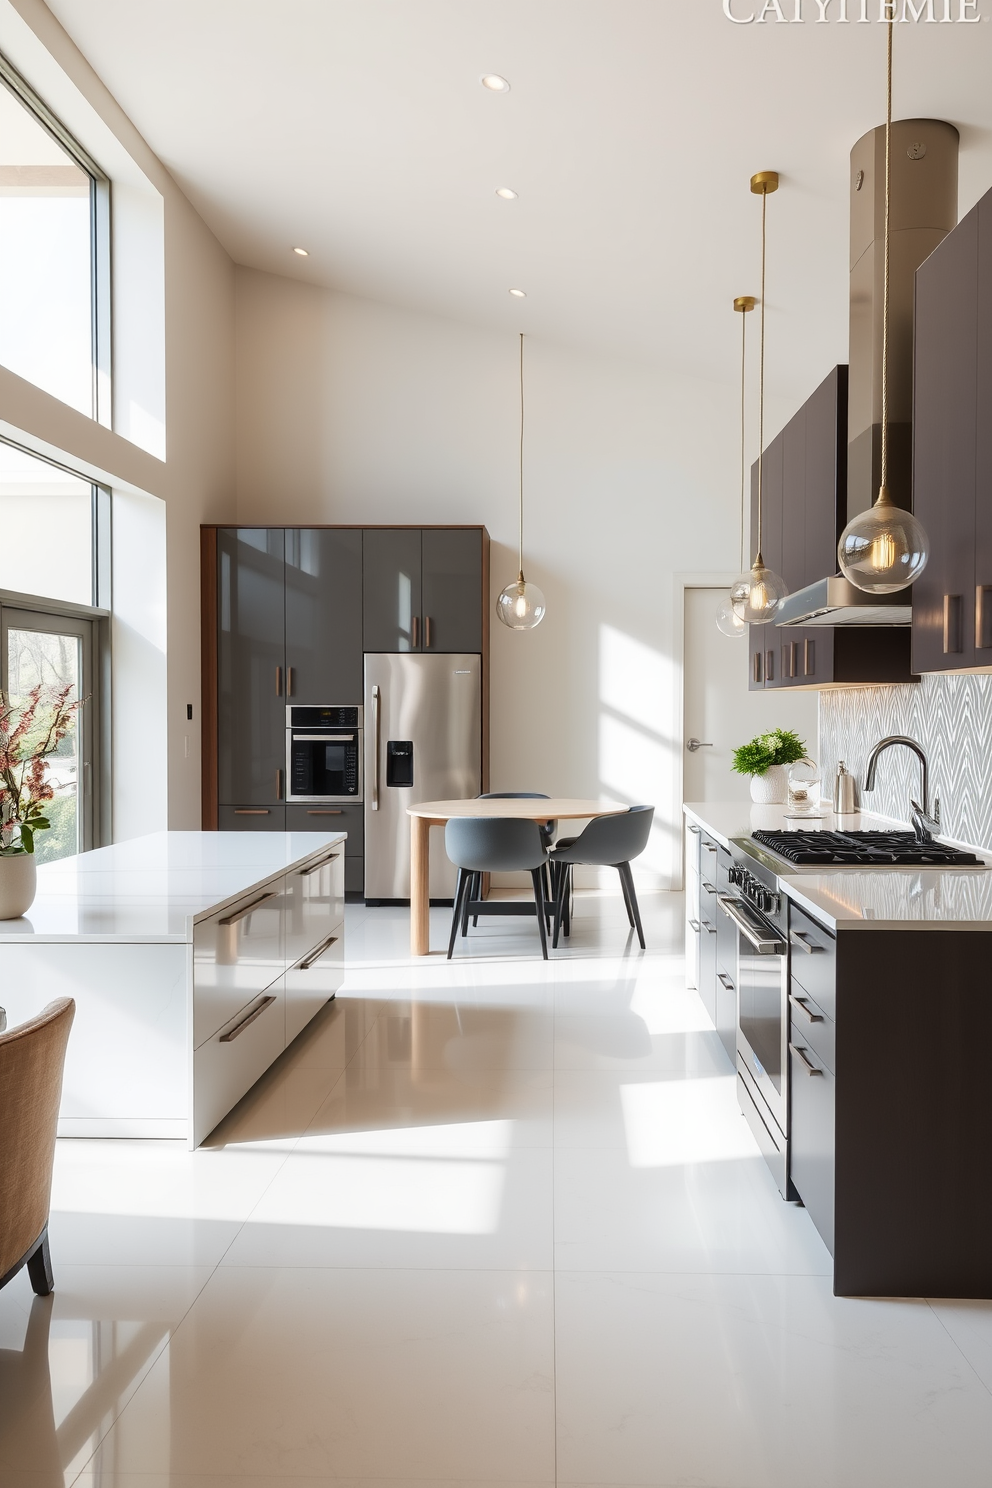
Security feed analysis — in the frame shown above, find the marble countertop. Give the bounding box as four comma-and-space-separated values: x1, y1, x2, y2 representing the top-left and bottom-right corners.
0, 831, 346, 943
684, 802, 992, 932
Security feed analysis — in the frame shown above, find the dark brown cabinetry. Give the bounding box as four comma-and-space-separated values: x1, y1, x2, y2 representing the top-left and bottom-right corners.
912, 188, 992, 673
748, 365, 913, 691
786, 899, 992, 1298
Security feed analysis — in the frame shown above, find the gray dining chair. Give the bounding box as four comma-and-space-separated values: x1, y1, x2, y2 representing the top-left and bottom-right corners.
464, 792, 556, 933
445, 817, 550, 960
549, 805, 654, 950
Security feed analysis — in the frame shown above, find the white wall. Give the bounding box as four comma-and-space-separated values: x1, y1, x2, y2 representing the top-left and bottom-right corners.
236, 270, 743, 887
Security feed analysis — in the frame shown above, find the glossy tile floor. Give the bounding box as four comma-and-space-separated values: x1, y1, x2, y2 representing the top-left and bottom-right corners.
3, 890, 992, 1487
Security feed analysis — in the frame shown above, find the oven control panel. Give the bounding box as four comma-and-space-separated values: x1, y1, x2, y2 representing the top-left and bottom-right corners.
728, 862, 781, 918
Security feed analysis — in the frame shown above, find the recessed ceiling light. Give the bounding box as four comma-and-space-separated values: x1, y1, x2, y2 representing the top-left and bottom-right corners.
481, 74, 510, 92
509, 288, 526, 298
292, 246, 309, 257
495, 187, 518, 200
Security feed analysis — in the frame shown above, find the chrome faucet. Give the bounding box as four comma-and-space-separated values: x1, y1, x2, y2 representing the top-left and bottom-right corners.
863, 735, 940, 844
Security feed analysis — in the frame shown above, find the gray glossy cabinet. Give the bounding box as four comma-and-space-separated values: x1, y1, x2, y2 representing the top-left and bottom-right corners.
219, 806, 287, 831
364, 528, 483, 653
218, 528, 286, 805
285, 528, 363, 702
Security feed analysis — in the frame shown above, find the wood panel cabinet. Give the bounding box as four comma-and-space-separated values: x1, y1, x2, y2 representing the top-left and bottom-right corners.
748, 366, 913, 690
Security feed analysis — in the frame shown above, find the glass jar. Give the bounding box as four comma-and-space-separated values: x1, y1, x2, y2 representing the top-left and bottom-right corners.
787, 759, 823, 818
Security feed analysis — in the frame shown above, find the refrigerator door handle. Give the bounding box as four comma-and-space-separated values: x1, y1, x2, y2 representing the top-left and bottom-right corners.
371, 684, 381, 810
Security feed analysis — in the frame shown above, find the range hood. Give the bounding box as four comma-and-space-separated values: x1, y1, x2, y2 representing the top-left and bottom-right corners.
775, 117, 958, 630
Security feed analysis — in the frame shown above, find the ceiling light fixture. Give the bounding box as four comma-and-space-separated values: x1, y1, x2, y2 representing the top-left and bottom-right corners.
837, 22, 929, 594
508, 287, 526, 298
734, 171, 789, 626
495, 187, 518, 200
717, 295, 756, 639
497, 333, 546, 631
481, 74, 510, 92
292, 247, 309, 257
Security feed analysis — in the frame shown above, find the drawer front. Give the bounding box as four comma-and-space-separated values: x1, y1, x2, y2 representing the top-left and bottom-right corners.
789, 1038, 836, 1255
286, 928, 344, 1045
286, 802, 364, 854
220, 806, 287, 831
192, 977, 286, 1146
284, 847, 345, 970
716, 968, 737, 1064
789, 982, 835, 1072
193, 880, 285, 1049
787, 903, 836, 1018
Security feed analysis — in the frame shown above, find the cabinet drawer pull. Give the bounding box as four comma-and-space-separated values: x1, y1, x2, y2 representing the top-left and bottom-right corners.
790, 930, 822, 954
765, 649, 774, 681
287, 665, 294, 696
944, 593, 963, 654
790, 993, 823, 1023
299, 852, 341, 877
717, 972, 735, 990
803, 638, 815, 676
977, 585, 992, 650
753, 650, 763, 684
412, 615, 420, 649
701, 880, 716, 894
688, 824, 701, 835
218, 890, 277, 927
790, 1042, 823, 1077
688, 918, 701, 932
220, 994, 277, 1042
425, 615, 432, 648
275, 665, 283, 696
306, 809, 343, 815
297, 934, 339, 971
234, 809, 269, 816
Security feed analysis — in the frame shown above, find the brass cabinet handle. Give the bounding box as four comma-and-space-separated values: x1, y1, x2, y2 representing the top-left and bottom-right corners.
977, 585, 992, 649
299, 852, 341, 877
789, 930, 822, 955
276, 665, 283, 696
790, 1042, 823, 1077
765, 650, 774, 681
412, 615, 420, 648
944, 593, 963, 654
790, 993, 823, 1023
297, 934, 339, 971
804, 638, 815, 676
425, 615, 432, 648
218, 890, 277, 927
287, 665, 294, 696
234, 809, 269, 816
220, 994, 277, 1043
307, 809, 342, 815
753, 650, 763, 684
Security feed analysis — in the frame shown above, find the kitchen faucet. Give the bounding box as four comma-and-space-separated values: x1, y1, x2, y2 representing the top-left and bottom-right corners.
863, 735, 940, 844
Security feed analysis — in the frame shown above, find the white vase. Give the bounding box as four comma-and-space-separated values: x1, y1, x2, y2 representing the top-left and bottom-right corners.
749, 764, 789, 805
0, 853, 37, 919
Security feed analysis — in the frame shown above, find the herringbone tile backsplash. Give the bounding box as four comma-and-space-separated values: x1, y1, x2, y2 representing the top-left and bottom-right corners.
819, 675, 992, 851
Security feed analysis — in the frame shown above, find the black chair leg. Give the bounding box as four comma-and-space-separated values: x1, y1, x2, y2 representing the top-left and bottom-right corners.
619, 862, 646, 949
530, 869, 549, 960
564, 864, 572, 937
552, 863, 568, 948
448, 869, 469, 959
617, 864, 636, 929
462, 871, 477, 936
26, 1231, 54, 1297
471, 870, 481, 927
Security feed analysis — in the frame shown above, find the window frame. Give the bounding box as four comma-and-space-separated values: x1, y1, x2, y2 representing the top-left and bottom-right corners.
0, 51, 112, 426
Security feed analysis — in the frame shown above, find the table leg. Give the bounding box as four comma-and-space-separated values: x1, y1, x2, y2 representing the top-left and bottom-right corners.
410, 814, 432, 955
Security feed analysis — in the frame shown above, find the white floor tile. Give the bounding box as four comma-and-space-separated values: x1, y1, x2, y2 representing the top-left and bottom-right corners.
928, 1298, 992, 1391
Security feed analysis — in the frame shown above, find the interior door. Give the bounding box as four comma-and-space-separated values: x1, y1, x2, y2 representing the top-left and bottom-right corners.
683, 587, 818, 806
0, 607, 96, 862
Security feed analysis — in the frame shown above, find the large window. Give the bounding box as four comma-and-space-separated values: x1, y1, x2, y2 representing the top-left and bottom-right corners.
0, 55, 109, 420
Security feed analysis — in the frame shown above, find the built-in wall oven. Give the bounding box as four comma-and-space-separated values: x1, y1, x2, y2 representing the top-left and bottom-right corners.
718, 849, 794, 1199
286, 706, 363, 803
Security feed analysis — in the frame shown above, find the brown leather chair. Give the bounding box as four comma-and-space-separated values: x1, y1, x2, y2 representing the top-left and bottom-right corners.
0, 999, 75, 1296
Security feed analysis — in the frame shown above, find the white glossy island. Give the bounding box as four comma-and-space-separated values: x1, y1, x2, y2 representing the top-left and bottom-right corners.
0, 832, 346, 1146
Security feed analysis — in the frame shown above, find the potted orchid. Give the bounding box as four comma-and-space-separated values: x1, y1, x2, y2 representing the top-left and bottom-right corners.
0, 684, 82, 918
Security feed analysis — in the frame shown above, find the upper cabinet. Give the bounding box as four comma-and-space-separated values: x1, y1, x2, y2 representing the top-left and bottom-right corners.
285, 528, 363, 702
912, 189, 992, 674
363, 528, 483, 653
749, 366, 915, 691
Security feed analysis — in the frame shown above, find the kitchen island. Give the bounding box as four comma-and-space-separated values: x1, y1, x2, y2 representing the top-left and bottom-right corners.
0, 831, 346, 1147
685, 802, 992, 1299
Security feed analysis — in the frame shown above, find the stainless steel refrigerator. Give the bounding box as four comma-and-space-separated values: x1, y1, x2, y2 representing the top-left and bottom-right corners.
364, 653, 481, 902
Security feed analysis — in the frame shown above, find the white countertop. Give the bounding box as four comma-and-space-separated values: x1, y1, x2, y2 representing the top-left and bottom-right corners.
684, 802, 992, 932
0, 831, 346, 943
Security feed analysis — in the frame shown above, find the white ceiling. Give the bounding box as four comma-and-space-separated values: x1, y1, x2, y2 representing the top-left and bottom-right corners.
43, 0, 992, 403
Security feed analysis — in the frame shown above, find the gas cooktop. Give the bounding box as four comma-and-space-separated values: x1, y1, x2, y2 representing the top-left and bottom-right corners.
751, 829, 982, 867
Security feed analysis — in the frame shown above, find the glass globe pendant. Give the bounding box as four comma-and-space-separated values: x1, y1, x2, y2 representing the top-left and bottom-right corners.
838, 487, 928, 593
716, 296, 756, 640
739, 556, 789, 623
839, 24, 929, 595
716, 595, 746, 637
498, 332, 547, 631
497, 571, 547, 630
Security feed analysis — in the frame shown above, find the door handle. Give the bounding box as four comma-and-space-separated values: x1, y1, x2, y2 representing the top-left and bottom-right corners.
790, 1042, 823, 1077
220, 994, 277, 1043
371, 684, 381, 811
717, 894, 785, 954
686, 738, 713, 753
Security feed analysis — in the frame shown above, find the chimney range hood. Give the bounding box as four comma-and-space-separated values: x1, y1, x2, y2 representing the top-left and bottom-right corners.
775, 117, 958, 630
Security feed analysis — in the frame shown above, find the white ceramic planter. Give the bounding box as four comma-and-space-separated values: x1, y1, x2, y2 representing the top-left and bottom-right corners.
749, 764, 788, 805
0, 852, 37, 919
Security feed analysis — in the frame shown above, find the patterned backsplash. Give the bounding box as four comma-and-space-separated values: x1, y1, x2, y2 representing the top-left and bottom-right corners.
818, 674, 992, 852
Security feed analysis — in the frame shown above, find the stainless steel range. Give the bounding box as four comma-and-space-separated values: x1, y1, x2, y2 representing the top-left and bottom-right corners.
751, 828, 980, 867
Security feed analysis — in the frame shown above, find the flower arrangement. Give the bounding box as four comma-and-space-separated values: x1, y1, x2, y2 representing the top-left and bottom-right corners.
732, 728, 807, 778
0, 685, 82, 855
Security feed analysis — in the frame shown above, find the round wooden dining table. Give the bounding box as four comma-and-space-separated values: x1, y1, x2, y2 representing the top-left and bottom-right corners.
406, 798, 629, 954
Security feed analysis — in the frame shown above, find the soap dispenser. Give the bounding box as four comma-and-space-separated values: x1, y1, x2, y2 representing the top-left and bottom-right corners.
832, 759, 858, 815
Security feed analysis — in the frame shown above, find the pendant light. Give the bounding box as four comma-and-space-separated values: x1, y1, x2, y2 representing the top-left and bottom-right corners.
717, 295, 756, 638
838, 22, 928, 593
734, 171, 789, 625
497, 332, 547, 630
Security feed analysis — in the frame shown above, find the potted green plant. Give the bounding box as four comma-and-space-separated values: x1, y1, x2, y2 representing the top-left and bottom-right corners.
0, 684, 82, 918
732, 728, 808, 805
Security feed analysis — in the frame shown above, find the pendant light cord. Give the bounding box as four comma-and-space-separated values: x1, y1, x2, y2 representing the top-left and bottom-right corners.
518, 332, 525, 582
740, 305, 748, 572
880, 19, 893, 499
756, 187, 767, 566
